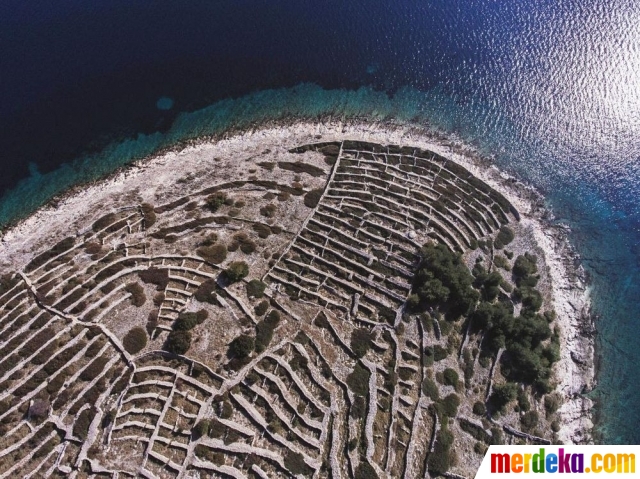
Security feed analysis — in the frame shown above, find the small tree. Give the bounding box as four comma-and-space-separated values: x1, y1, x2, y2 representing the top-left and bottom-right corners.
228, 334, 254, 359
225, 261, 249, 283
164, 330, 191, 355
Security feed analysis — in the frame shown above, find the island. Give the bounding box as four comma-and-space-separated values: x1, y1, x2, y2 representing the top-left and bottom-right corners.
0, 121, 595, 478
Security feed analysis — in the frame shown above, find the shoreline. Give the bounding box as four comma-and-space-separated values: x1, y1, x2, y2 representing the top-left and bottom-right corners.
0, 118, 596, 444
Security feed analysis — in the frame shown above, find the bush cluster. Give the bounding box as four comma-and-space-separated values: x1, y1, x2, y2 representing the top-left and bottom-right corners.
412, 243, 479, 318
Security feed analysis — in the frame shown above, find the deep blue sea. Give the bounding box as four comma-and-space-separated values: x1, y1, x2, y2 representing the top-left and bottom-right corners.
1, 0, 639, 443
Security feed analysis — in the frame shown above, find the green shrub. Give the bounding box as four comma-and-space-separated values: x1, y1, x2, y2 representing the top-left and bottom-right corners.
196, 244, 227, 264
246, 280, 266, 299
284, 451, 313, 476
164, 330, 192, 355
125, 282, 146, 307
441, 393, 460, 417
225, 261, 249, 282
490, 383, 518, 412
194, 279, 218, 304
123, 327, 147, 354
544, 393, 562, 416
347, 363, 370, 397
355, 461, 379, 479
520, 410, 539, 431
140, 203, 156, 227
473, 401, 486, 416
413, 243, 479, 318
304, 188, 324, 208
192, 420, 210, 439
443, 368, 459, 387
422, 378, 440, 401
205, 192, 227, 212
138, 268, 169, 290
254, 300, 269, 316
350, 328, 373, 359
174, 310, 208, 331
228, 334, 254, 359
496, 226, 515, 248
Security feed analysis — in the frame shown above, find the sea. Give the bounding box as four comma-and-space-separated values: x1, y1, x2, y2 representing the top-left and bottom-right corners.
0, 0, 638, 444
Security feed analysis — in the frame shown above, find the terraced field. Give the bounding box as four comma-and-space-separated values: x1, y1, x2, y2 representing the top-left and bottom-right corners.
0, 140, 563, 478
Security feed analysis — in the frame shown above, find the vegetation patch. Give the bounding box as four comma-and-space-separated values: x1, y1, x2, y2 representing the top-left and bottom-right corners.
278, 161, 325, 177
246, 279, 266, 298
123, 327, 147, 354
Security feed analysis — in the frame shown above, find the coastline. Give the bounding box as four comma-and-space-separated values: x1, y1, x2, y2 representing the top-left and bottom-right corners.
0, 118, 596, 444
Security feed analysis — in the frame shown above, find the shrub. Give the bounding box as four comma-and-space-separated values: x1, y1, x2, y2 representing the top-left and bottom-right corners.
521, 410, 539, 430
413, 243, 479, 318
252, 223, 272, 238
473, 401, 486, 416
350, 328, 373, 359
278, 161, 325, 177
125, 282, 146, 307
73, 408, 95, 439
496, 226, 515, 248
259, 203, 277, 218
255, 310, 281, 353
346, 363, 370, 397
443, 368, 459, 387
441, 393, 460, 417
490, 383, 518, 412
205, 192, 227, 212
197, 244, 227, 264
284, 450, 313, 476
164, 330, 192, 355
225, 261, 249, 282
355, 461, 379, 479
228, 334, 254, 359
246, 280, 266, 298
29, 399, 50, 421
123, 327, 147, 354
254, 300, 269, 316
174, 310, 208, 331
92, 213, 116, 232
304, 188, 323, 208
140, 203, 157, 227
422, 378, 440, 401
192, 420, 210, 439
194, 279, 218, 304
544, 392, 562, 415
138, 268, 169, 290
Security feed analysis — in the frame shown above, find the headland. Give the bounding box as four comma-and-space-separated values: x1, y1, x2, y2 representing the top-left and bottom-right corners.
0, 121, 595, 477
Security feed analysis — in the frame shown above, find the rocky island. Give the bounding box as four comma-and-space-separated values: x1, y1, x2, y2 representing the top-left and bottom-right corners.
0, 122, 595, 478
